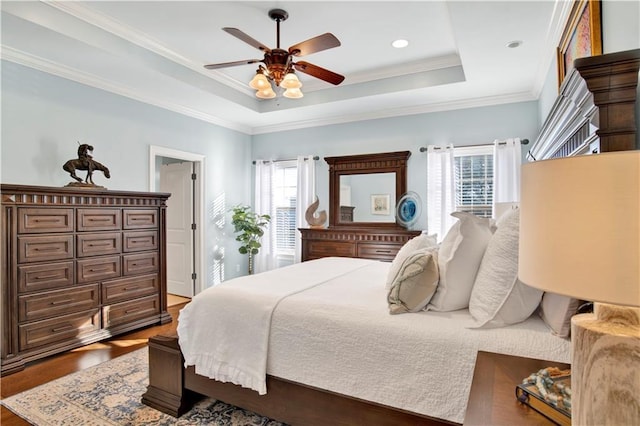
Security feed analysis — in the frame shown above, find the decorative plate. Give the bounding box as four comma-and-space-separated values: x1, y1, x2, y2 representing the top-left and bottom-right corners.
396, 191, 422, 228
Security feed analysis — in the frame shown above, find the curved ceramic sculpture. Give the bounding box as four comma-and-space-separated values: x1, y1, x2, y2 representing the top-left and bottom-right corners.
305, 196, 327, 228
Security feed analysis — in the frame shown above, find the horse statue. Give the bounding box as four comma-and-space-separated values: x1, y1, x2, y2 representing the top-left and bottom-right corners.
63, 144, 110, 185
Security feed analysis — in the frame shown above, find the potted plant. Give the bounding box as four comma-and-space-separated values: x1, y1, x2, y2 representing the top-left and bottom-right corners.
230, 205, 271, 274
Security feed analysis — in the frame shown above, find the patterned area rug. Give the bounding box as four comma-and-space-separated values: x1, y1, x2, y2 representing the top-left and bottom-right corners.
1, 348, 285, 426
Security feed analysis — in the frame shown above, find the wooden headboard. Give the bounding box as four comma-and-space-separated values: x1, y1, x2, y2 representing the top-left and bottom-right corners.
530, 49, 640, 160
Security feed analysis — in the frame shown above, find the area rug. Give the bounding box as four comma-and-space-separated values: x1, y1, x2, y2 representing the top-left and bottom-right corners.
1, 348, 285, 426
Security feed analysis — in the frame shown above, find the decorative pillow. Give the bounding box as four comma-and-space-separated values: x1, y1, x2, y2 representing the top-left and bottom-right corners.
427, 212, 494, 311
387, 248, 439, 314
469, 207, 543, 328
386, 232, 438, 291
538, 293, 582, 338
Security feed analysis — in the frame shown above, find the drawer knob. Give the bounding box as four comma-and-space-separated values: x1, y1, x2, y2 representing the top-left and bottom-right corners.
50, 299, 72, 306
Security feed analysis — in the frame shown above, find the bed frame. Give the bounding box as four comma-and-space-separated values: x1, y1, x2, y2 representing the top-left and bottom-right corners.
141, 49, 639, 426
141, 334, 453, 426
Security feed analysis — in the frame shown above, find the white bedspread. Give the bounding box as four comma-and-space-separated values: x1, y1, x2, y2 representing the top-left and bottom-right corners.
179, 257, 571, 423
177, 257, 373, 394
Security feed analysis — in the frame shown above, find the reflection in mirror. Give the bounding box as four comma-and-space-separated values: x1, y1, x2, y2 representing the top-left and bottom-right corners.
340, 173, 396, 223
326, 151, 410, 228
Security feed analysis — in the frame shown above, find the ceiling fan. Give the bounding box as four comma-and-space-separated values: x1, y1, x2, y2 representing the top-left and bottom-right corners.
204, 9, 345, 98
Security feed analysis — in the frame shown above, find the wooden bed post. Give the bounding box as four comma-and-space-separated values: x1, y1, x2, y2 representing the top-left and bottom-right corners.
141, 334, 198, 416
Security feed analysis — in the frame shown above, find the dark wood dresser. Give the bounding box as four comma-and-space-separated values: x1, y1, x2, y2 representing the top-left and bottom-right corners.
1, 184, 171, 376
300, 227, 420, 262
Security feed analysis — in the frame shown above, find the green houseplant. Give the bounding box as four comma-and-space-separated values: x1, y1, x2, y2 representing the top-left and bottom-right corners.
230, 205, 271, 274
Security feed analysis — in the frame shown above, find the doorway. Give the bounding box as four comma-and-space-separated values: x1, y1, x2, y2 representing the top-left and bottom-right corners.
149, 146, 205, 297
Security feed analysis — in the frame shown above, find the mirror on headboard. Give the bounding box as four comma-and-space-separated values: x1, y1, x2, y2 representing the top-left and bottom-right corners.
325, 151, 410, 228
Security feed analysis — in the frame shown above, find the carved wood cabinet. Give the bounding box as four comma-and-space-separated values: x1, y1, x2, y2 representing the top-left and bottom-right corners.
300, 227, 420, 262
531, 49, 639, 160
1, 184, 171, 375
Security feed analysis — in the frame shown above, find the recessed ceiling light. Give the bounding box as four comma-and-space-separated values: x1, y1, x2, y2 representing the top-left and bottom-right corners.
392, 39, 409, 49
506, 40, 523, 49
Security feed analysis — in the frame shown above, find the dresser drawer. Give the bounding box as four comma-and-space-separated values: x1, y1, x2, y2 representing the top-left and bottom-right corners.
77, 209, 121, 231
357, 243, 402, 262
306, 240, 356, 259
18, 284, 99, 322
18, 309, 101, 351
123, 209, 158, 230
123, 252, 159, 276
77, 256, 121, 284
102, 274, 159, 304
18, 208, 74, 234
18, 235, 74, 263
123, 230, 158, 252
18, 261, 74, 293
77, 232, 122, 257
103, 295, 160, 328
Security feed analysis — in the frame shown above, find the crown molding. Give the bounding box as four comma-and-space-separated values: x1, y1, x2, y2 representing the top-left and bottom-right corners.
1, 45, 252, 134
251, 91, 537, 135
531, 0, 574, 98
45, 1, 254, 97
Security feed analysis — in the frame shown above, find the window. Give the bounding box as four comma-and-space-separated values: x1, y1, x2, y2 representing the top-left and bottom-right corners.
453, 146, 493, 218
271, 161, 297, 255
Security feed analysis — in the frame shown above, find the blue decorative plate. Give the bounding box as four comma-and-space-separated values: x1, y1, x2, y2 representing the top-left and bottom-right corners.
396, 191, 422, 228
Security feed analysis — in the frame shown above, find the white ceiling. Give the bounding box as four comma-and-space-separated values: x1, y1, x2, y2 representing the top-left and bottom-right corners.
1, 1, 572, 135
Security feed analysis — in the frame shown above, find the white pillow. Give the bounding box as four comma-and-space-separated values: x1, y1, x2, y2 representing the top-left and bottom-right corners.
386, 232, 438, 291
469, 207, 543, 328
428, 212, 494, 312
387, 248, 439, 314
538, 293, 582, 338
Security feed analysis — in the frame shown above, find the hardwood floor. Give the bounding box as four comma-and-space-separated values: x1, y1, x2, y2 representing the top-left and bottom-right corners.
1, 302, 186, 425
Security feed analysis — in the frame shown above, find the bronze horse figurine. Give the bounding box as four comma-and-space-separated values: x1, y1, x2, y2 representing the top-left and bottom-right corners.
63, 144, 110, 185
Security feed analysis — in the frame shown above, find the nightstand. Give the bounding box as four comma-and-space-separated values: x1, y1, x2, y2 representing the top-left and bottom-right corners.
464, 351, 571, 425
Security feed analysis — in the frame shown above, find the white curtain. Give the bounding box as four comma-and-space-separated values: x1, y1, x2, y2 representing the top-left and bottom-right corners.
254, 160, 275, 273
295, 156, 316, 263
426, 144, 456, 242
492, 138, 522, 217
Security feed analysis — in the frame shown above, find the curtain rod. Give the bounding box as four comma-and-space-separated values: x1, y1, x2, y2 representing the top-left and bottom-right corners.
419, 138, 529, 152
252, 156, 319, 165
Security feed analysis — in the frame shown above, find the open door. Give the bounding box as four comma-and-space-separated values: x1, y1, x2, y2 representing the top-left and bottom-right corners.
160, 161, 194, 297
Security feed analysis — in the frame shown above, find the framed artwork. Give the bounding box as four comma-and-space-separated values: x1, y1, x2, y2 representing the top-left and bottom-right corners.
371, 194, 390, 215
557, 0, 602, 88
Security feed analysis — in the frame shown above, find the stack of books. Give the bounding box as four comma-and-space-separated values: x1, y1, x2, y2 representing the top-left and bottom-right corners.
515, 368, 571, 426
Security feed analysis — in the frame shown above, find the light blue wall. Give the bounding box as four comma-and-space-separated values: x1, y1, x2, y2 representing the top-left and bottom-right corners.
253, 101, 539, 231
537, 0, 640, 129
1, 61, 253, 283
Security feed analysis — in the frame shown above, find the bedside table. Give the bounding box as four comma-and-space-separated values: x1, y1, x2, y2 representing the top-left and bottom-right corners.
464, 351, 571, 425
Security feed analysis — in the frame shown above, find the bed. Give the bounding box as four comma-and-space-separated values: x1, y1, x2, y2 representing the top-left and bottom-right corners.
142, 248, 571, 425
140, 48, 639, 425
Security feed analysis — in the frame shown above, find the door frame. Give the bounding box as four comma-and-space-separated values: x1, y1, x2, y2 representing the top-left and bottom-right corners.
149, 145, 205, 295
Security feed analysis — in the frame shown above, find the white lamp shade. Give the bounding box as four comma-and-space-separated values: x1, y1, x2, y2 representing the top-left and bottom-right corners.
518, 151, 640, 307
255, 87, 276, 99
283, 87, 303, 99
249, 73, 270, 90
281, 72, 302, 89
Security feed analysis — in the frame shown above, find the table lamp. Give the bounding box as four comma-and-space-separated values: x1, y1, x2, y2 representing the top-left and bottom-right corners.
518, 150, 639, 425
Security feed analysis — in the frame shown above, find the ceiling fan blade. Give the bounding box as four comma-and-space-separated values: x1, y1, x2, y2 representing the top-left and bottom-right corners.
204, 59, 262, 70
223, 27, 271, 53
294, 61, 345, 85
289, 33, 341, 57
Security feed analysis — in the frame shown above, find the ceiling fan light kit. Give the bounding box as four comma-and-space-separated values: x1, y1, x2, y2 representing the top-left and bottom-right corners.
204, 8, 344, 100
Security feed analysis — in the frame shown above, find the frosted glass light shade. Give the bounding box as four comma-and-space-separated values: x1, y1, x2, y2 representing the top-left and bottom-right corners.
283, 87, 303, 99
256, 87, 276, 99
518, 151, 640, 307
249, 73, 270, 90
281, 72, 302, 89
